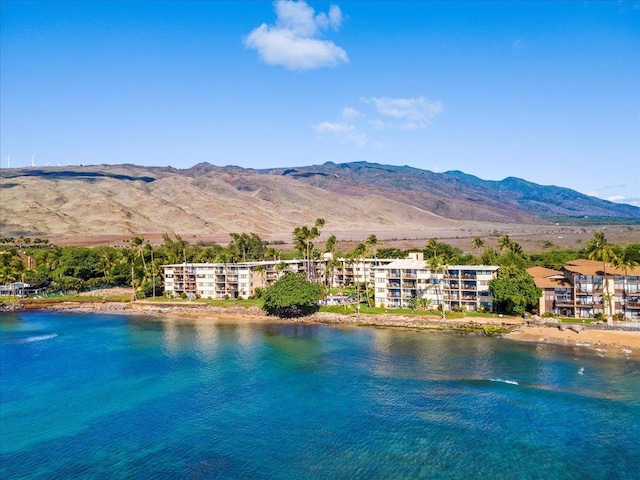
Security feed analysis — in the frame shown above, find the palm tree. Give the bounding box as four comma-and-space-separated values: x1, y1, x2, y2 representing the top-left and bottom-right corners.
426, 238, 440, 258
611, 251, 639, 320
427, 253, 447, 319
254, 264, 266, 290
326, 258, 341, 289
365, 234, 378, 258
472, 237, 485, 250
265, 247, 280, 262
292, 218, 324, 281
509, 241, 524, 255
584, 232, 617, 319
324, 234, 337, 258
497, 235, 513, 252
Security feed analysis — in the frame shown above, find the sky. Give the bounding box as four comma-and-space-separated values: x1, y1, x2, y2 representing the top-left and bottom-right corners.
1, 1, 639, 206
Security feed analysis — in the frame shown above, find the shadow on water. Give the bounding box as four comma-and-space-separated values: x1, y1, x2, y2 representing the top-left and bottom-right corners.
262, 323, 324, 369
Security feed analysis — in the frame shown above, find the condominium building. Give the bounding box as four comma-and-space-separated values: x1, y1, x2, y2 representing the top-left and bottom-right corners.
373, 254, 498, 311
528, 259, 640, 320
328, 257, 395, 288
163, 254, 499, 311
163, 259, 323, 299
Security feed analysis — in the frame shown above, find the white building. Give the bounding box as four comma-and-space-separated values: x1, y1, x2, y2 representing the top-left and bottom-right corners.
163, 259, 322, 299
163, 254, 498, 311
373, 254, 497, 311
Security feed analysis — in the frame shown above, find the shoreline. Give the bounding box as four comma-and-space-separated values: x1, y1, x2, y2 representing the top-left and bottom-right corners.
5, 299, 640, 359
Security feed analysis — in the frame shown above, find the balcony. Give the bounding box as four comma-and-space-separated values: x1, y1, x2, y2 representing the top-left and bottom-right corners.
555, 300, 574, 307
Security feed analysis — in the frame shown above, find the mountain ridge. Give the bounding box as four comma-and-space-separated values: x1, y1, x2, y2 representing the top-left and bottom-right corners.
1, 161, 637, 237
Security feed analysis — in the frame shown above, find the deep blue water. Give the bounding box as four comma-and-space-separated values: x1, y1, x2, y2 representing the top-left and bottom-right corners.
1, 311, 639, 479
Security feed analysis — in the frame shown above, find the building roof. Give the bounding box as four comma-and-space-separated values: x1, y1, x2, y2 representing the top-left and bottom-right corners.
375, 259, 427, 270
563, 258, 640, 276
375, 260, 498, 271
527, 266, 563, 279
532, 277, 573, 289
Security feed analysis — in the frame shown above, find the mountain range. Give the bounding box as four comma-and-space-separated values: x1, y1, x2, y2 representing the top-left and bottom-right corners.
1, 161, 638, 238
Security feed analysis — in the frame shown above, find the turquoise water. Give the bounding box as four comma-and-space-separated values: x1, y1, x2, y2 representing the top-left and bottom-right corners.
1, 311, 639, 479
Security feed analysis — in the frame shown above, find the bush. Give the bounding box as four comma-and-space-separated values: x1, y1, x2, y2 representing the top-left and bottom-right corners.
542, 312, 556, 318
262, 273, 323, 318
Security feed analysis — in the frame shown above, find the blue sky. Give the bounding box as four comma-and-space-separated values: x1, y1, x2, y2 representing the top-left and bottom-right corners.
2, 1, 639, 206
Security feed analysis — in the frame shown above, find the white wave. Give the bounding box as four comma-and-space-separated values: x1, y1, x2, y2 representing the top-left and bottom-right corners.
490, 378, 518, 385
21, 333, 58, 343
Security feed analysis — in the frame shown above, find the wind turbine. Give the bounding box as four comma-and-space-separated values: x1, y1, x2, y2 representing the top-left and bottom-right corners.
6, 155, 10, 168
31, 154, 36, 168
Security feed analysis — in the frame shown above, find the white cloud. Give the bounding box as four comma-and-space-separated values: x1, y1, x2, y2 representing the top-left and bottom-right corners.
314, 94, 442, 148
361, 96, 443, 126
244, 1, 348, 71
607, 195, 640, 207
587, 189, 640, 207
342, 107, 362, 119
313, 121, 365, 147
313, 121, 354, 134
368, 119, 385, 130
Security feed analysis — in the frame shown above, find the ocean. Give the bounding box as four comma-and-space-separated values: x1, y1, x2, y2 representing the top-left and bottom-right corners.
1, 311, 639, 479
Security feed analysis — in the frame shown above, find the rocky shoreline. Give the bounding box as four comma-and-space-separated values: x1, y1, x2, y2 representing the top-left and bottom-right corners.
4, 299, 639, 358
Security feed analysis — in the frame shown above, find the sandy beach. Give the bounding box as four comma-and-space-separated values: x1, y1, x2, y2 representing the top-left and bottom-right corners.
505, 326, 640, 358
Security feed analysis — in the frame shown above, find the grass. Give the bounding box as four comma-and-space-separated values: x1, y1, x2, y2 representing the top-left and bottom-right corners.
22, 294, 132, 303
319, 304, 514, 321
320, 304, 440, 316
557, 317, 604, 324
138, 296, 263, 308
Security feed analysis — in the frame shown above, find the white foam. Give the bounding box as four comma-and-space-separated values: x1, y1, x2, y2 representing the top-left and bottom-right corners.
490, 378, 518, 385
21, 333, 58, 343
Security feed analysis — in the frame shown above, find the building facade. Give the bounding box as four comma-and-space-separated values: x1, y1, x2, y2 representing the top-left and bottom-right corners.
163, 259, 323, 299
528, 259, 640, 320
373, 255, 497, 312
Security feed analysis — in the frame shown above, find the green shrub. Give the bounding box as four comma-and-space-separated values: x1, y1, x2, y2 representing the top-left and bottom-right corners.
262, 273, 323, 318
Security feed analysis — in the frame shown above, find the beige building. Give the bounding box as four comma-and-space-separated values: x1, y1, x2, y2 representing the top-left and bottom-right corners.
528, 259, 640, 320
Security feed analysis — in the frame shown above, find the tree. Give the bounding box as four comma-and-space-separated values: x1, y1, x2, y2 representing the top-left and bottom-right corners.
497, 235, 513, 252
262, 273, 323, 318
292, 218, 324, 280
472, 237, 485, 250
489, 265, 541, 315
427, 253, 448, 319
365, 234, 378, 258
325, 234, 337, 257
583, 232, 617, 319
